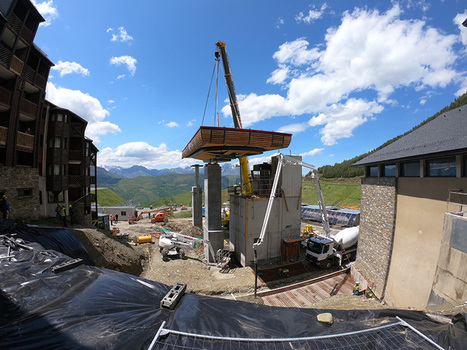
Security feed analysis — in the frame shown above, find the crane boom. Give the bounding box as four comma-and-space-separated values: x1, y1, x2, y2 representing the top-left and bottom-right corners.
215, 41, 251, 194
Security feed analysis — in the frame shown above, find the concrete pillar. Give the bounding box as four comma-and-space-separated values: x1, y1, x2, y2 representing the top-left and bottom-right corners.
203, 163, 223, 262
191, 164, 203, 228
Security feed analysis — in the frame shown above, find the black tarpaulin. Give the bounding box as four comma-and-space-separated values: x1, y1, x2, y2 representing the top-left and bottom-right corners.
1, 223, 466, 349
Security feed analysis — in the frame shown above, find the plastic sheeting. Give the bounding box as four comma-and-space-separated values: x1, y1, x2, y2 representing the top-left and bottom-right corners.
1, 222, 466, 349
301, 205, 360, 226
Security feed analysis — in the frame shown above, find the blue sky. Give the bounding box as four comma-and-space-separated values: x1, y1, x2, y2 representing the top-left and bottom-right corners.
32, 1, 467, 171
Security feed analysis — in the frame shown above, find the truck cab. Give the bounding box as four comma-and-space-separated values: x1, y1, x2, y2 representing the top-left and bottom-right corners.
302, 235, 335, 268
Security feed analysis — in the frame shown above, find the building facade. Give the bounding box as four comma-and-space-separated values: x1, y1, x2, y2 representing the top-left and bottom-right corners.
353, 106, 467, 310
0, 0, 98, 225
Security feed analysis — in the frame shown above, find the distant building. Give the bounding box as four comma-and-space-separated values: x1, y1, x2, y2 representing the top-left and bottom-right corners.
0, 0, 98, 224
353, 106, 467, 310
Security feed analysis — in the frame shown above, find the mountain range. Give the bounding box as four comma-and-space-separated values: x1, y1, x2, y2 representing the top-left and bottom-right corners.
101, 163, 239, 178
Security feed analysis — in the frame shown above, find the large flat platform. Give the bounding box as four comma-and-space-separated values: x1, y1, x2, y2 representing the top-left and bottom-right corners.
182, 126, 292, 162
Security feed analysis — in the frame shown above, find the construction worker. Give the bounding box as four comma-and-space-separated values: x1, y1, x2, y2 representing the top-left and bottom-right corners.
115, 213, 118, 223
353, 282, 360, 295
61, 205, 67, 227
55, 203, 61, 222
0, 191, 9, 219
69, 204, 74, 225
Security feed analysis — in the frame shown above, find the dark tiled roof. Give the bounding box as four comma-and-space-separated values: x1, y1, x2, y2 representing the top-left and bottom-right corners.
354, 106, 467, 166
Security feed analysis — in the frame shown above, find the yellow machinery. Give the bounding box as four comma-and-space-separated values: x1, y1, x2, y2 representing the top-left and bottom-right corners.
215, 41, 252, 195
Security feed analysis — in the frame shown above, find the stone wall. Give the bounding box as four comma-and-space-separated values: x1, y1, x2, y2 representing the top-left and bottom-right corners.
354, 177, 397, 298
0, 166, 40, 220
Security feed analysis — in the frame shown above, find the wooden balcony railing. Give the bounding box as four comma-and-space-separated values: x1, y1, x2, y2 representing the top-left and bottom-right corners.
0, 126, 7, 146
19, 98, 37, 118
7, 12, 34, 44
0, 43, 11, 68
16, 131, 34, 151
69, 150, 83, 161
0, 86, 12, 108
10, 55, 24, 76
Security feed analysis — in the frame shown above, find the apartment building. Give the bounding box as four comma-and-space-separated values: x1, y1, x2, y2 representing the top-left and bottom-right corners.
0, 0, 98, 224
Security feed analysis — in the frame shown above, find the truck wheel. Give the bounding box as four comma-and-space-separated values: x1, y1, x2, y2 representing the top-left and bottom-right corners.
162, 251, 169, 261
322, 259, 332, 269
180, 249, 186, 259
159, 247, 163, 253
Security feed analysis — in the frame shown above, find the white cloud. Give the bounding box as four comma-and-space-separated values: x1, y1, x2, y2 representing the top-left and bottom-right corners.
32, 1, 58, 26
51, 60, 89, 77
299, 148, 324, 157
277, 122, 308, 134
45, 82, 120, 142
98, 142, 195, 169
454, 11, 467, 47
110, 56, 137, 76
267, 65, 289, 85
108, 27, 134, 43
295, 4, 328, 24
223, 5, 460, 147
166, 121, 179, 127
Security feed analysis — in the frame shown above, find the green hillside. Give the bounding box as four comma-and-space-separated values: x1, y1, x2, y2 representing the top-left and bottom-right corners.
99, 174, 238, 207
94, 188, 125, 206
302, 180, 361, 208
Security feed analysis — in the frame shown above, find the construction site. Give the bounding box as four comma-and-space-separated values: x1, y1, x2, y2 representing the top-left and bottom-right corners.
2, 34, 467, 349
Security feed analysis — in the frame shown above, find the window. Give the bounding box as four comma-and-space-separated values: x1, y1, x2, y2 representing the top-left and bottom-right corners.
426, 157, 456, 177
383, 164, 396, 177
121, 211, 126, 216
368, 166, 378, 177
463, 155, 467, 177
401, 161, 420, 177
17, 188, 33, 198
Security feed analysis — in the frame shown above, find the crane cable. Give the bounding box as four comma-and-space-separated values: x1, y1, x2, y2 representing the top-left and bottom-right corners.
201, 57, 220, 127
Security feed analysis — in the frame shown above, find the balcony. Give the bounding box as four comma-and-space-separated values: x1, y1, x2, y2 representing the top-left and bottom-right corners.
0, 43, 12, 69
68, 175, 90, 188
0, 126, 7, 146
10, 55, 24, 76
24, 65, 47, 90
46, 175, 68, 192
16, 131, 34, 151
19, 98, 37, 119
69, 150, 83, 162
0, 86, 12, 109
7, 12, 34, 44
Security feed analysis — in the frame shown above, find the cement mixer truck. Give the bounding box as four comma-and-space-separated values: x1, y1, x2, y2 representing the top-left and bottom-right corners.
302, 226, 359, 268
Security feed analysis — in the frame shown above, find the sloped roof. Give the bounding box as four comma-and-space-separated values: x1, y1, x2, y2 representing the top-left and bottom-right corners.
354, 106, 467, 166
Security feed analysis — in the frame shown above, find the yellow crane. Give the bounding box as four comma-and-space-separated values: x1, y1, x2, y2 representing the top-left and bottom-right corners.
215, 41, 252, 195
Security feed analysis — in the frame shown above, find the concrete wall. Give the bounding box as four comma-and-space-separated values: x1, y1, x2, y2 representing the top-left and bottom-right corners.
354, 177, 397, 299
428, 213, 467, 309
384, 178, 467, 309
0, 166, 40, 220
230, 156, 302, 266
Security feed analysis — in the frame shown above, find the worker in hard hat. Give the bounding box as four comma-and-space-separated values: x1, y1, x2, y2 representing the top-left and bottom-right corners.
0, 191, 9, 219
353, 282, 360, 295
69, 204, 74, 225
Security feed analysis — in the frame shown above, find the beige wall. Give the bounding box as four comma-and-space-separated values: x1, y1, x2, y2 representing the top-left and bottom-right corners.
384, 178, 467, 309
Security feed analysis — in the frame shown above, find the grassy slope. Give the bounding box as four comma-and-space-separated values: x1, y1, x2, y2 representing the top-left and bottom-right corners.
94, 188, 125, 206
97, 178, 362, 209
302, 180, 361, 208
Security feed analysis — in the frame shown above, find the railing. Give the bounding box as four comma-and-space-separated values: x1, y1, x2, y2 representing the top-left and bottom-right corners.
0, 126, 7, 146
7, 13, 22, 35
0, 86, 11, 108
19, 98, 37, 118
0, 43, 11, 68
7, 12, 34, 44
68, 150, 82, 161
16, 131, 34, 151
10, 55, 24, 75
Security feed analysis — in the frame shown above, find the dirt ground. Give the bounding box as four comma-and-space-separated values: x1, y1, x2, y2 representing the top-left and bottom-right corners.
71, 214, 466, 315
